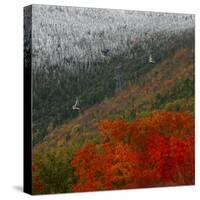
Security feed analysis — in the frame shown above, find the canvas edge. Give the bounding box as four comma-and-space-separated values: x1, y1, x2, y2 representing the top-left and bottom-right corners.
23, 4, 33, 195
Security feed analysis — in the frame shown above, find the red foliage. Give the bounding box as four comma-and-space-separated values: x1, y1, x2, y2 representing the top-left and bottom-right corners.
71, 112, 194, 191
32, 164, 43, 193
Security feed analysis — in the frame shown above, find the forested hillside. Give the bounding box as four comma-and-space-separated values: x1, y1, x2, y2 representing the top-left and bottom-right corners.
32, 46, 194, 194
29, 5, 195, 144
29, 5, 195, 194
33, 46, 194, 150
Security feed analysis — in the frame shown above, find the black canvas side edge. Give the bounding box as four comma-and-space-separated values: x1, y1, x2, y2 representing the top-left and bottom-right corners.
194, 15, 195, 185
23, 5, 32, 195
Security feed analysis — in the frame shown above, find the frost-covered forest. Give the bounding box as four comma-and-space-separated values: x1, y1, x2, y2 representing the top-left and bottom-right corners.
32, 5, 194, 69
28, 5, 195, 144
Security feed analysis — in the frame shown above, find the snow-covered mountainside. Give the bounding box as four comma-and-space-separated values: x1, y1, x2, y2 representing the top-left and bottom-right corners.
31, 5, 194, 70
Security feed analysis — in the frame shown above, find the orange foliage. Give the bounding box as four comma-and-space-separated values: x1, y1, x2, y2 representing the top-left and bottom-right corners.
99, 119, 129, 143
71, 112, 194, 191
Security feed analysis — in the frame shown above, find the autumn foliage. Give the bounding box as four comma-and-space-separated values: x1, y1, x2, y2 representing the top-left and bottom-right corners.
71, 112, 194, 192
32, 164, 43, 193
32, 111, 194, 194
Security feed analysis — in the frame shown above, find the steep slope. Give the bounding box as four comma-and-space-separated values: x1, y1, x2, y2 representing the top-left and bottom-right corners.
33, 47, 194, 153
30, 5, 195, 144
32, 29, 194, 145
